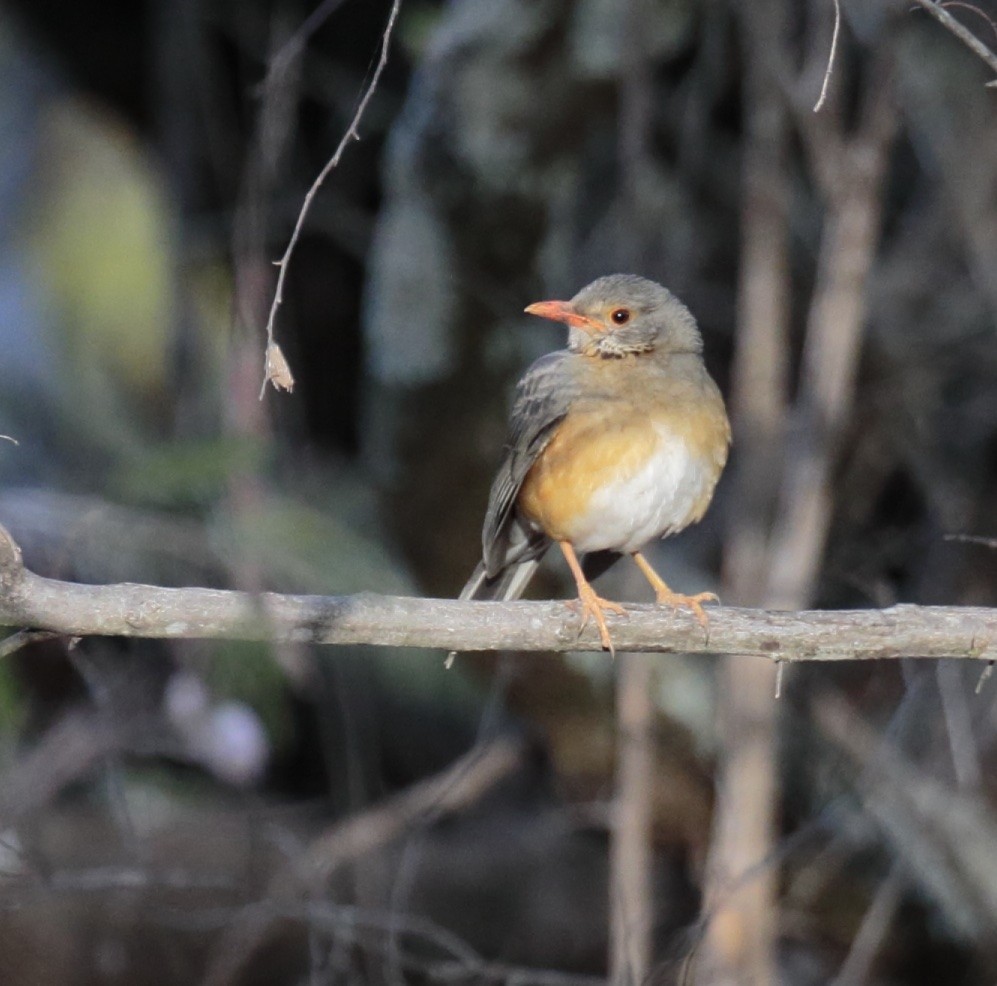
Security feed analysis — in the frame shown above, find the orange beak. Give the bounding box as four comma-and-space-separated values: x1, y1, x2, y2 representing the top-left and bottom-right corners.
524, 299, 604, 333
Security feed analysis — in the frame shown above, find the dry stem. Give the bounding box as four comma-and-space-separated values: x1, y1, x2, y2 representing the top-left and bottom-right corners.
259, 0, 403, 397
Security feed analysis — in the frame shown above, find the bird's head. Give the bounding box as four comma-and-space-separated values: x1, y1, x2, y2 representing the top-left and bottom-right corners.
524, 274, 703, 358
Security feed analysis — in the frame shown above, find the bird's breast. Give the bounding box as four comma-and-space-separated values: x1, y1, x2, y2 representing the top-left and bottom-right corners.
518, 400, 728, 555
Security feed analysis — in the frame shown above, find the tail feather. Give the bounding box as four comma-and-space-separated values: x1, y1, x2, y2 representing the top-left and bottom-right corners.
457, 556, 541, 603
446, 547, 548, 668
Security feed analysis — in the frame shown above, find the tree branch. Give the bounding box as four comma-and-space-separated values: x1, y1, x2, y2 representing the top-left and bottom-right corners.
0, 526, 993, 661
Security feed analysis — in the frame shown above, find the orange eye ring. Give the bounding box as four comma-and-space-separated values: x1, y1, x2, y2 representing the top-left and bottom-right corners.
610, 308, 631, 325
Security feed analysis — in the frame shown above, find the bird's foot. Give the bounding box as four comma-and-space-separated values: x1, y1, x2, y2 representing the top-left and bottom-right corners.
654, 588, 719, 631
566, 587, 628, 656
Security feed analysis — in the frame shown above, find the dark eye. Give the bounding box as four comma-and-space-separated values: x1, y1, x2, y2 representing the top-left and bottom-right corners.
611, 308, 631, 325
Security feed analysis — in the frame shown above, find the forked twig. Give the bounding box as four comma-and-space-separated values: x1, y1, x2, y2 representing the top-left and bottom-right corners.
909, 0, 997, 81
940, 1, 997, 43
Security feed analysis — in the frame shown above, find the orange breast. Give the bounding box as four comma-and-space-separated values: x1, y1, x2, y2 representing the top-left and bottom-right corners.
517, 397, 729, 553
519, 408, 658, 541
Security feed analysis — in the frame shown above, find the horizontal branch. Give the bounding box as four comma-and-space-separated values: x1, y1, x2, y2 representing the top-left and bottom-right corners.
0, 526, 993, 661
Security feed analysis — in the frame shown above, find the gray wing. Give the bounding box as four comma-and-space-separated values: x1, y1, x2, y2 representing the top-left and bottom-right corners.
480, 350, 575, 578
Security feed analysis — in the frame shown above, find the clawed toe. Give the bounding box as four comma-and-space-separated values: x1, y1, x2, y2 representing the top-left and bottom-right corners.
656, 589, 719, 631
565, 592, 627, 656
557, 541, 627, 656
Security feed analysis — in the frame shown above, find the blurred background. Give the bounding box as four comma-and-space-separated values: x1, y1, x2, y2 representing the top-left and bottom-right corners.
0, 0, 995, 983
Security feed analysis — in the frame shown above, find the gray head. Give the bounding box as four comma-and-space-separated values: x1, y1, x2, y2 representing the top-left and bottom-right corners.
524, 274, 703, 358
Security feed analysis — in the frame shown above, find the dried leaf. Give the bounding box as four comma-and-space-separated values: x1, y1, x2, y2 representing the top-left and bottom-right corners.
263, 341, 295, 394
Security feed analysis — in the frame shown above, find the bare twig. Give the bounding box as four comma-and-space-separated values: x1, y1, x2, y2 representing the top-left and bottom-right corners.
827, 868, 904, 986
814, 0, 843, 111
816, 692, 997, 939
940, 1, 997, 43
266, 0, 352, 82
975, 662, 995, 693
219, 899, 607, 986
0, 525, 993, 659
0, 710, 152, 821
0, 628, 61, 660
259, 0, 404, 398
936, 660, 982, 788
203, 738, 524, 986
909, 0, 997, 81
945, 533, 997, 549
304, 740, 523, 883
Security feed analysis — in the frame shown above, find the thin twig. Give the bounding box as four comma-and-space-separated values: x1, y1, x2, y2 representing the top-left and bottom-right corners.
266, 0, 353, 82
940, 1, 997, 43
974, 661, 994, 694
827, 868, 903, 986
945, 533, 997, 549
202, 738, 524, 986
814, 0, 843, 111
909, 0, 997, 81
259, 0, 404, 398
816, 691, 997, 940
272, 899, 608, 986
936, 660, 982, 788
0, 629, 60, 660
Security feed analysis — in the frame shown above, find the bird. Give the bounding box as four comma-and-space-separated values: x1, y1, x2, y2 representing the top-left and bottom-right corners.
453, 273, 730, 659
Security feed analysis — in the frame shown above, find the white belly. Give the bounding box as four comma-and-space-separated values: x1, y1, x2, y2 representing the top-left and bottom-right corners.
567, 423, 714, 555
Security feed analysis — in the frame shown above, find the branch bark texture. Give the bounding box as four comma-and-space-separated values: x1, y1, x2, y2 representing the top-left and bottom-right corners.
0, 526, 993, 661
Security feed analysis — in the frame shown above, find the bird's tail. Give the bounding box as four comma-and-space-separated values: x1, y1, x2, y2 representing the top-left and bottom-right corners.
457, 556, 541, 603
446, 549, 547, 668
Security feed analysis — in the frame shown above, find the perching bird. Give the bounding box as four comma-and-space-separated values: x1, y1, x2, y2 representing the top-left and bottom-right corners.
455, 274, 730, 657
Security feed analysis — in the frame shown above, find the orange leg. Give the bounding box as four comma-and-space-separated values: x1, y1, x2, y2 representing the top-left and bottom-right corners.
558, 541, 627, 656
632, 551, 718, 631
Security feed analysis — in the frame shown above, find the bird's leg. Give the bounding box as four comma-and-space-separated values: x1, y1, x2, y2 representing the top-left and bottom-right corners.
558, 541, 627, 656
631, 551, 718, 630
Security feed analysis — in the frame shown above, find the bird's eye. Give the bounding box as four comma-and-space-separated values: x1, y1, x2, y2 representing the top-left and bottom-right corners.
610, 308, 631, 325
